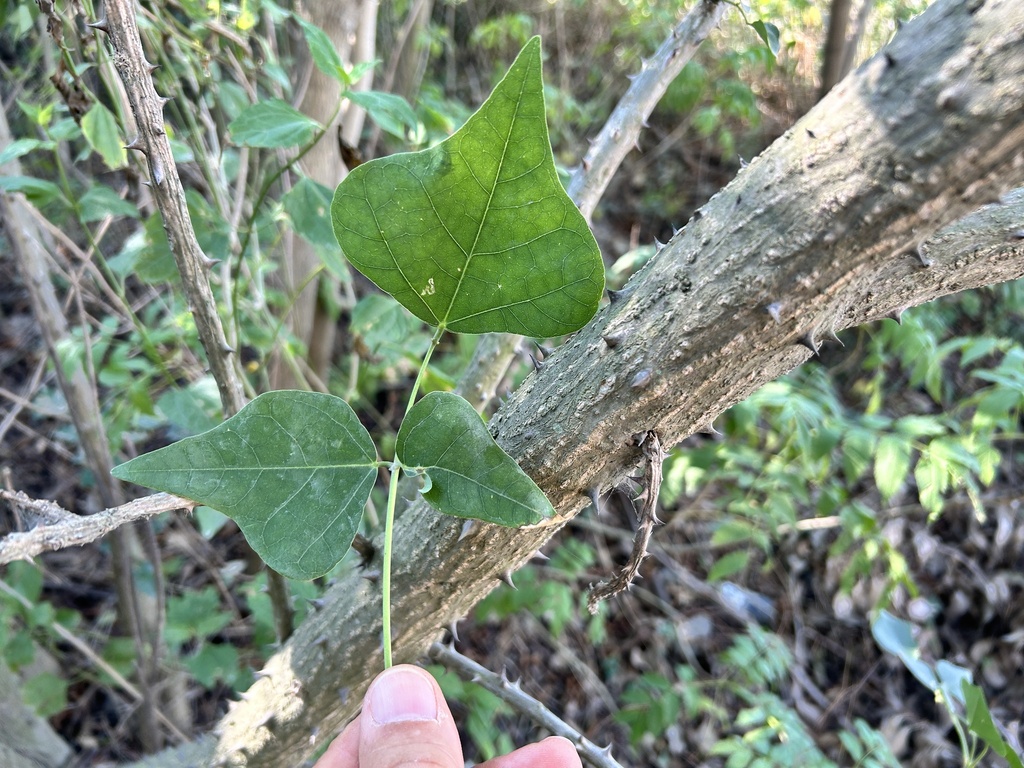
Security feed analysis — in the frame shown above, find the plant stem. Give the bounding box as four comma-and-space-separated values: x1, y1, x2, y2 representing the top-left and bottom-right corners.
381, 324, 445, 667
381, 461, 401, 668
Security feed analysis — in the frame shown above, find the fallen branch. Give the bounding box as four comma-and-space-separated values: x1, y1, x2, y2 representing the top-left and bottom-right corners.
0, 491, 193, 564
427, 642, 625, 768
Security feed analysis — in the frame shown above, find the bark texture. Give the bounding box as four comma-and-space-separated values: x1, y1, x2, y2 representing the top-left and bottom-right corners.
124, 0, 1024, 765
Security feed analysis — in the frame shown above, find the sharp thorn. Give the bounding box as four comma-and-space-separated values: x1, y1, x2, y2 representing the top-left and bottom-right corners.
220, 343, 235, 354
124, 136, 147, 153
606, 288, 627, 303
447, 619, 460, 643
825, 327, 845, 346
797, 333, 819, 356
914, 244, 933, 267
531, 549, 550, 561
529, 354, 544, 371
588, 487, 603, 515
498, 570, 516, 590
887, 308, 904, 325
602, 329, 625, 348
766, 301, 783, 324
458, 519, 476, 541
805, 128, 816, 139
86, 17, 108, 32
536, 344, 553, 358
653, 238, 667, 253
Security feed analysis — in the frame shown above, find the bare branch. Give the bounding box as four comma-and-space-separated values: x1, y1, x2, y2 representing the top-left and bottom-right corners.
0, 491, 194, 565
427, 643, 625, 768
566, 0, 729, 220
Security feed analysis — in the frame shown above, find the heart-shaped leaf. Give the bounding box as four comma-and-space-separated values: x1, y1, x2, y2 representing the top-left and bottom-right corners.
396, 391, 553, 526
332, 36, 603, 338
112, 391, 377, 580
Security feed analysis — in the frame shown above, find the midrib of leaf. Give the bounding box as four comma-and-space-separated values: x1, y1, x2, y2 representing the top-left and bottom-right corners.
439, 55, 531, 331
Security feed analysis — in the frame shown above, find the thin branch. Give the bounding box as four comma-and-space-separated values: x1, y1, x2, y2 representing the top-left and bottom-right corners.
427, 642, 625, 768
101, 0, 245, 417
587, 431, 665, 613
566, 0, 728, 221
0, 490, 194, 565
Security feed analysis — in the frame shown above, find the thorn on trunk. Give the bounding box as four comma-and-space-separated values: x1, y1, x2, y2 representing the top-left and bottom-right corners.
86, 17, 108, 32
498, 570, 516, 589
887, 307, 904, 325
602, 329, 625, 349
606, 288, 627, 303
797, 333, 819, 357
766, 301, 783, 324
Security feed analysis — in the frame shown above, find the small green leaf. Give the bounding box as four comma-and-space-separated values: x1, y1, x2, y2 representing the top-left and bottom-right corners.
78, 184, 140, 222
963, 682, 1024, 768
348, 90, 420, 140
112, 391, 377, 579
0, 175, 67, 207
708, 550, 750, 582
228, 99, 322, 148
874, 434, 911, 500
297, 17, 346, 83
333, 37, 604, 337
397, 391, 553, 526
0, 137, 45, 167
750, 20, 780, 56
81, 103, 127, 170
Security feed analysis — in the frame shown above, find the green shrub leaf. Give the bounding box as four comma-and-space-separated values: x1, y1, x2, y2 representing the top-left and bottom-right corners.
874, 434, 911, 501
81, 103, 127, 170
332, 37, 603, 337
397, 391, 553, 526
112, 391, 377, 579
963, 682, 1024, 768
229, 99, 322, 148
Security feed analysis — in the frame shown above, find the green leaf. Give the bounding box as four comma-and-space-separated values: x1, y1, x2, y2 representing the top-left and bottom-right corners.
297, 17, 346, 83
0, 137, 45, 167
348, 90, 420, 140
874, 435, 911, 501
708, 550, 750, 582
0, 175, 67, 207
22, 672, 68, 718
332, 37, 603, 337
963, 682, 1024, 768
397, 391, 553, 526
750, 20, 780, 57
78, 184, 140, 222
228, 99, 322, 148
81, 102, 127, 170
112, 391, 377, 579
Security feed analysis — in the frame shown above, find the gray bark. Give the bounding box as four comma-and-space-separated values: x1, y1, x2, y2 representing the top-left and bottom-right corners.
122, 0, 1024, 764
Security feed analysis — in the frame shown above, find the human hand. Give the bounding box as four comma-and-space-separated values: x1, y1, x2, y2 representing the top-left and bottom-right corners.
314, 664, 583, 768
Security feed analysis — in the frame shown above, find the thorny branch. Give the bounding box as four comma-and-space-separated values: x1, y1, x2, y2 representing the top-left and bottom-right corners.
427, 642, 625, 768
587, 431, 665, 613
0, 490, 194, 565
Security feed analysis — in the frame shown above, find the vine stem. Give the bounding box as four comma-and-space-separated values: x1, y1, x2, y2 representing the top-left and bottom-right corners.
381, 324, 445, 667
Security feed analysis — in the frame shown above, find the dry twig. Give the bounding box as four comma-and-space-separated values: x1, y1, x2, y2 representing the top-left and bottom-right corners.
427, 642, 625, 768
587, 432, 665, 613
0, 490, 194, 565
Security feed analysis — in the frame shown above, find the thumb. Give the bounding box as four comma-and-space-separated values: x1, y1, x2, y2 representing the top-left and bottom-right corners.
359, 665, 463, 768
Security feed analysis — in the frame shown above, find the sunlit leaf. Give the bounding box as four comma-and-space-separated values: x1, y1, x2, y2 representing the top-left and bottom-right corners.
397, 391, 553, 526
874, 434, 911, 501
963, 682, 1024, 768
112, 391, 377, 580
229, 99, 322, 148
332, 37, 603, 337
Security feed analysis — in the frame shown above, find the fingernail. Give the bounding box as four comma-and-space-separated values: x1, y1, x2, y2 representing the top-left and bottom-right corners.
367, 667, 439, 724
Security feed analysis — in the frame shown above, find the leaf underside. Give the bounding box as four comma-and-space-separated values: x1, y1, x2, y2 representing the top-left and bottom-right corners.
397, 391, 554, 527
332, 36, 604, 338
112, 391, 377, 580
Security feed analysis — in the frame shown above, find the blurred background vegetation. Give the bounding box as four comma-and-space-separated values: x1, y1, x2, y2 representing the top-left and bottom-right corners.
1, 0, 1022, 765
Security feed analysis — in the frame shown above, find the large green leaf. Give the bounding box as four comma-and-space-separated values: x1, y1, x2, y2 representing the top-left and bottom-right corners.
332, 36, 603, 337
112, 391, 377, 580
396, 391, 553, 526
81, 103, 126, 170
